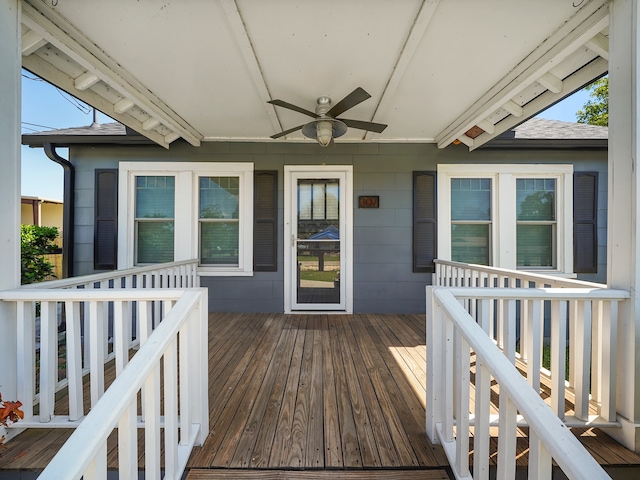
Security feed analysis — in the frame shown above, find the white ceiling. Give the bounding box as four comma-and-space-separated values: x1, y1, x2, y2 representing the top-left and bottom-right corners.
20, 0, 610, 149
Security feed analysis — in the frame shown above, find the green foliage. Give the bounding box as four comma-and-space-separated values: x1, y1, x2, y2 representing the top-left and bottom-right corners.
21, 224, 59, 284
576, 77, 608, 126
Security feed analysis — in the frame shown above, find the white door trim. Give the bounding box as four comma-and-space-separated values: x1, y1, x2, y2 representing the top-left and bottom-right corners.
284, 165, 353, 313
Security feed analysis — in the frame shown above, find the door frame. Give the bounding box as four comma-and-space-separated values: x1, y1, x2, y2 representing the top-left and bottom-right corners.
284, 165, 353, 313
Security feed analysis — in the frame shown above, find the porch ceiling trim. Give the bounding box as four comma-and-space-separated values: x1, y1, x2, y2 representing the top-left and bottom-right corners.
364, 0, 440, 140
435, 0, 610, 151
21, 1, 203, 149
220, 0, 282, 140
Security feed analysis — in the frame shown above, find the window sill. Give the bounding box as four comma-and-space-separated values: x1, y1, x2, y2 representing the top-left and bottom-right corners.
197, 268, 254, 277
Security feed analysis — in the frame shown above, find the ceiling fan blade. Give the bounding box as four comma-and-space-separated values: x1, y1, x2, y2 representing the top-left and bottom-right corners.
268, 100, 319, 118
270, 124, 304, 139
340, 118, 388, 134
326, 87, 371, 118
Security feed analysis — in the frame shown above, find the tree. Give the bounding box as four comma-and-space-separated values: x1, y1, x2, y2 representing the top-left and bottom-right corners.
576, 77, 608, 126
21, 224, 59, 284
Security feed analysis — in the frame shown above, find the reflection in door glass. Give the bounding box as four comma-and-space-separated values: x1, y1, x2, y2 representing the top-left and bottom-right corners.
297, 179, 340, 304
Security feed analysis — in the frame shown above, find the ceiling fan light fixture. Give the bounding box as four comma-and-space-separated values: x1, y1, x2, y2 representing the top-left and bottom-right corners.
316, 120, 333, 147
302, 118, 348, 147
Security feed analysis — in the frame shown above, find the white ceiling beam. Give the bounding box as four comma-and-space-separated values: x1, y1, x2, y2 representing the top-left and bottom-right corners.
537, 72, 564, 94
585, 32, 609, 60
436, 0, 609, 149
220, 0, 281, 137
456, 136, 474, 148
369, 0, 440, 129
114, 98, 135, 114
502, 100, 524, 117
477, 119, 495, 135
469, 57, 608, 151
23, 54, 171, 148
142, 118, 160, 131
21, 1, 201, 147
21, 29, 47, 56
73, 72, 100, 91
164, 132, 180, 144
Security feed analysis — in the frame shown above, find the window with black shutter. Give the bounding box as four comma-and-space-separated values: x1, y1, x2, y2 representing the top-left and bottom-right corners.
413, 171, 437, 272
254, 170, 278, 271
574, 172, 598, 273
94, 169, 118, 270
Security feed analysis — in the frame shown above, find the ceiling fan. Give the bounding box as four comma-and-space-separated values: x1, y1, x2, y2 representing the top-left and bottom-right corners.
267, 87, 387, 147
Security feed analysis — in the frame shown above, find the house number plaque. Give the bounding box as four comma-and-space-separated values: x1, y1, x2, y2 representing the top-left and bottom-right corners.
359, 196, 379, 208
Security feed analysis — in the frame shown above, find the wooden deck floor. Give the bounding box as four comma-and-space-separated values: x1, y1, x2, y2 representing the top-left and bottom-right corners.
1, 312, 640, 477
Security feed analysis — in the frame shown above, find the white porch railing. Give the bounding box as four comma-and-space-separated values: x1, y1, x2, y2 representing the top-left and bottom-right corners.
28, 289, 208, 480
426, 286, 613, 479
19, 260, 199, 400
433, 260, 629, 427
0, 260, 207, 479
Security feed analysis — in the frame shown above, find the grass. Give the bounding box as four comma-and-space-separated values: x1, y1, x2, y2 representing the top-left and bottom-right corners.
300, 271, 338, 283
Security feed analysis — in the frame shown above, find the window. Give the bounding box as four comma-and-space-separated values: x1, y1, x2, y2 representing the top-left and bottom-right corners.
451, 178, 491, 265
119, 162, 253, 275
516, 178, 556, 268
199, 176, 239, 265
438, 164, 573, 273
135, 176, 175, 264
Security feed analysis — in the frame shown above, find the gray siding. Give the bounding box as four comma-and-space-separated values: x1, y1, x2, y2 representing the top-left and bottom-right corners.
69, 142, 608, 313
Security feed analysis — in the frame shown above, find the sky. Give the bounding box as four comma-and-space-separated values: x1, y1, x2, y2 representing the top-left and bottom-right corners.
20, 71, 592, 202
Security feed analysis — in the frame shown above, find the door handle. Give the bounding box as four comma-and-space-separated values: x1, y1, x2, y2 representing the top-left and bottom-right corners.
291, 234, 296, 247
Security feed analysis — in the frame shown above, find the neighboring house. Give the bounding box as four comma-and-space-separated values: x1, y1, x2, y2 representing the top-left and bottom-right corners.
22, 117, 608, 313
20, 196, 64, 279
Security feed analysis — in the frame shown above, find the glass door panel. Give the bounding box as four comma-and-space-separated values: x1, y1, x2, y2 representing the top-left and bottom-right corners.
295, 179, 342, 307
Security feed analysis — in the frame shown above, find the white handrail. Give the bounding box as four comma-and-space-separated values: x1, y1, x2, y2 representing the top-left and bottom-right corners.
426, 286, 611, 479
21, 259, 199, 290
434, 259, 605, 289
37, 289, 209, 480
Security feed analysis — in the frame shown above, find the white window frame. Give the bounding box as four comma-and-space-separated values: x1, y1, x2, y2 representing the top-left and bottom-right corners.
437, 164, 573, 274
119, 162, 254, 276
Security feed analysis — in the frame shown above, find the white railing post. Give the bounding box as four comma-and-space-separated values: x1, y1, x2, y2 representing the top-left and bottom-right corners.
454, 330, 471, 477
425, 286, 442, 442
196, 289, 209, 444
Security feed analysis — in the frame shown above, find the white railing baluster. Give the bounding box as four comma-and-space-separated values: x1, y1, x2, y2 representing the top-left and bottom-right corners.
179, 323, 191, 445
528, 432, 552, 479
574, 300, 592, 421
496, 396, 517, 480
444, 318, 454, 443
503, 299, 516, 364
164, 337, 179, 479
66, 301, 84, 421
39, 301, 57, 423
89, 300, 105, 407
550, 300, 567, 419
118, 402, 138, 480
601, 300, 618, 421
83, 441, 107, 480
474, 361, 491, 480
114, 300, 128, 375
144, 359, 161, 478
454, 331, 470, 477
525, 299, 542, 394
591, 300, 602, 404
16, 301, 35, 420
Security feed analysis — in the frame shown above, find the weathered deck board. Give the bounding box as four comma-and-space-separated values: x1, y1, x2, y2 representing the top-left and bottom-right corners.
2, 312, 640, 476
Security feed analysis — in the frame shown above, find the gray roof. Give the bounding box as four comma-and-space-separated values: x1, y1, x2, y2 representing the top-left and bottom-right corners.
22, 118, 608, 148
509, 118, 608, 140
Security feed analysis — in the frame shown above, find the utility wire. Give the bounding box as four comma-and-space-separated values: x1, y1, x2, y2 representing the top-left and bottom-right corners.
22, 121, 57, 130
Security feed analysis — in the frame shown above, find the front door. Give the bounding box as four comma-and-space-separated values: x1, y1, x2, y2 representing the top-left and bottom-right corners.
284, 166, 352, 313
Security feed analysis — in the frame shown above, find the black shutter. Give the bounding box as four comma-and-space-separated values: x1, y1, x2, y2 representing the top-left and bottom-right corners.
414, 171, 437, 273
94, 169, 118, 270
574, 172, 598, 274
254, 170, 278, 272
